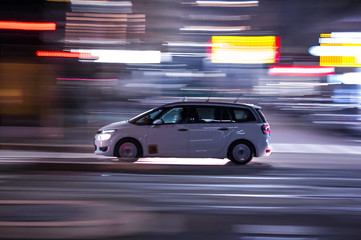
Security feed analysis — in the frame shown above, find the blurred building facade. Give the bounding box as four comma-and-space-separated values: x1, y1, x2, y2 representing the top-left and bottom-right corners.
0, 0, 360, 140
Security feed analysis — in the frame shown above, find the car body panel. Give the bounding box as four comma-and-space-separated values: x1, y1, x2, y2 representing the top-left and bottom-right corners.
146, 123, 189, 157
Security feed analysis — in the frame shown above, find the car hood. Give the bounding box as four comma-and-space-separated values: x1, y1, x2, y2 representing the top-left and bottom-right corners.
99, 120, 130, 131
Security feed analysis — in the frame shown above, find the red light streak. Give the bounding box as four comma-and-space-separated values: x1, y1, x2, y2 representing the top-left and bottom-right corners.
0, 21, 56, 31
56, 78, 117, 81
36, 51, 98, 59
269, 65, 335, 76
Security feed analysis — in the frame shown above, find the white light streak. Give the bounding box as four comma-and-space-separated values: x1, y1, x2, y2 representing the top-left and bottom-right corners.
328, 72, 361, 85
269, 67, 334, 75
165, 72, 226, 77
309, 46, 361, 57
319, 38, 361, 44
164, 42, 213, 47
71, 49, 161, 64
194, 1, 259, 7
180, 26, 250, 32
71, 0, 132, 7
331, 32, 361, 38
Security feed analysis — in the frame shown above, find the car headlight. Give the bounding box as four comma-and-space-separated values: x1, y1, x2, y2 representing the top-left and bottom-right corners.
97, 129, 116, 140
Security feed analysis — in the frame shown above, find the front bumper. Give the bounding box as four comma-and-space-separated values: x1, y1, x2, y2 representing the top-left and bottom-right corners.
94, 138, 114, 156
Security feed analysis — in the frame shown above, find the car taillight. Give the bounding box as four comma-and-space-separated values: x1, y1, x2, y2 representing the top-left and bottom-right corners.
262, 124, 270, 134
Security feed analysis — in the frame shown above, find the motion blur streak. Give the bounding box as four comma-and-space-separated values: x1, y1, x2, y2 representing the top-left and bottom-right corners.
36, 51, 98, 59
269, 66, 335, 76
191, 1, 259, 7
70, 0, 132, 13
0, 21, 56, 31
71, 0, 132, 8
56, 78, 118, 81
328, 72, 361, 85
331, 32, 361, 38
180, 26, 250, 31
310, 46, 361, 56
72, 49, 162, 63
185, 14, 250, 21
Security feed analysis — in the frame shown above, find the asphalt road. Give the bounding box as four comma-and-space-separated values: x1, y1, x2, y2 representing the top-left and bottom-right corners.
1, 151, 361, 240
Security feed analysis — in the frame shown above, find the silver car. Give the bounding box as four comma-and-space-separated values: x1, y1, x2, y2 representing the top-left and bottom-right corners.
94, 101, 271, 165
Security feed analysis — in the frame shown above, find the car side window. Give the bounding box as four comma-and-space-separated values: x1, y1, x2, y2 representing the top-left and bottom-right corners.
186, 106, 235, 123
160, 107, 185, 124
197, 107, 216, 123
221, 107, 235, 122
230, 108, 256, 122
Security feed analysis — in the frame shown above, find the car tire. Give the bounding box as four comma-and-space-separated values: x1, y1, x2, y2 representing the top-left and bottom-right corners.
114, 139, 141, 162
228, 141, 253, 165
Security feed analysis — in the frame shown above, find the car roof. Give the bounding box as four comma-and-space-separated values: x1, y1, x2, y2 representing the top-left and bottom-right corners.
161, 101, 261, 109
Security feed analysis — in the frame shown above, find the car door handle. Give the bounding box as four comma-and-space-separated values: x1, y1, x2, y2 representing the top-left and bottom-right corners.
218, 128, 229, 131
178, 128, 188, 131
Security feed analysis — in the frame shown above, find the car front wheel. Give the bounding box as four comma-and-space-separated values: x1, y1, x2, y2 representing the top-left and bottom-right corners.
114, 139, 141, 162
228, 142, 253, 165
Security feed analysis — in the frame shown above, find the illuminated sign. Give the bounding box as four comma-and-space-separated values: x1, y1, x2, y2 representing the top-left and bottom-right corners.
210, 36, 280, 64
309, 32, 361, 67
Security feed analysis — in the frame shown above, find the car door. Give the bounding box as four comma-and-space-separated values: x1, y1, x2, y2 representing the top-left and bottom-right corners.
187, 106, 233, 157
146, 107, 189, 157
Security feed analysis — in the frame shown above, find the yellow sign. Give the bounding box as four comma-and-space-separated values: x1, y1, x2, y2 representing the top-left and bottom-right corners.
318, 33, 361, 67
320, 56, 361, 67
211, 36, 280, 64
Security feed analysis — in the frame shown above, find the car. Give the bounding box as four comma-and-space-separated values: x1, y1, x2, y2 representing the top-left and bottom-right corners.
94, 101, 272, 165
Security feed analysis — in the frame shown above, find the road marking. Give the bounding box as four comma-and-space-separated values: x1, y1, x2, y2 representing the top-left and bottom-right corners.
233, 224, 324, 235
239, 237, 318, 240
272, 143, 361, 154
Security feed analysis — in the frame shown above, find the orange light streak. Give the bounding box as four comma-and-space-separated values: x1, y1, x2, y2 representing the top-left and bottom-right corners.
0, 21, 56, 31
36, 51, 97, 59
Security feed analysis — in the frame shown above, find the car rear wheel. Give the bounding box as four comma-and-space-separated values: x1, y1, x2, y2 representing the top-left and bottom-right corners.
114, 139, 141, 162
228, 142, 253, 165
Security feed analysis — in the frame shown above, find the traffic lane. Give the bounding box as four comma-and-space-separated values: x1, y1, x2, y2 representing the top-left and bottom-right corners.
1, 170, 361, 239
1, 153, 361, 174
258, 152, 361, 169
1, 168, 361, 213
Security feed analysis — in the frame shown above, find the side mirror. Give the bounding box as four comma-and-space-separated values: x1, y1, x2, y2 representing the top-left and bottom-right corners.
153, 119, 163, 125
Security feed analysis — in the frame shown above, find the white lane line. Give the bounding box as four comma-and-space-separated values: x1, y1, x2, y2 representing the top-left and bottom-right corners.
272, 144, 361, 154
167, 192, 361, 200
233, 224, 325, 235
106, 173, 361, 182
203, 205, 361, 211
239, 237, 318, 240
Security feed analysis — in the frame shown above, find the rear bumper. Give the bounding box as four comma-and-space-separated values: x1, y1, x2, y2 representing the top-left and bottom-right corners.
256, 141, 272, 158
265, 146, 272, 156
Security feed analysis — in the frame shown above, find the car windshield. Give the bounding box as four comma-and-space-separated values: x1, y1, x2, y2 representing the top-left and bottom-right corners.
129, 108, 164, 125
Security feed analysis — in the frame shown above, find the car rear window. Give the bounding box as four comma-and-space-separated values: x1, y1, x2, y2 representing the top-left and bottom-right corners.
230, 108, 256, 122
256, 109, 267, 123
